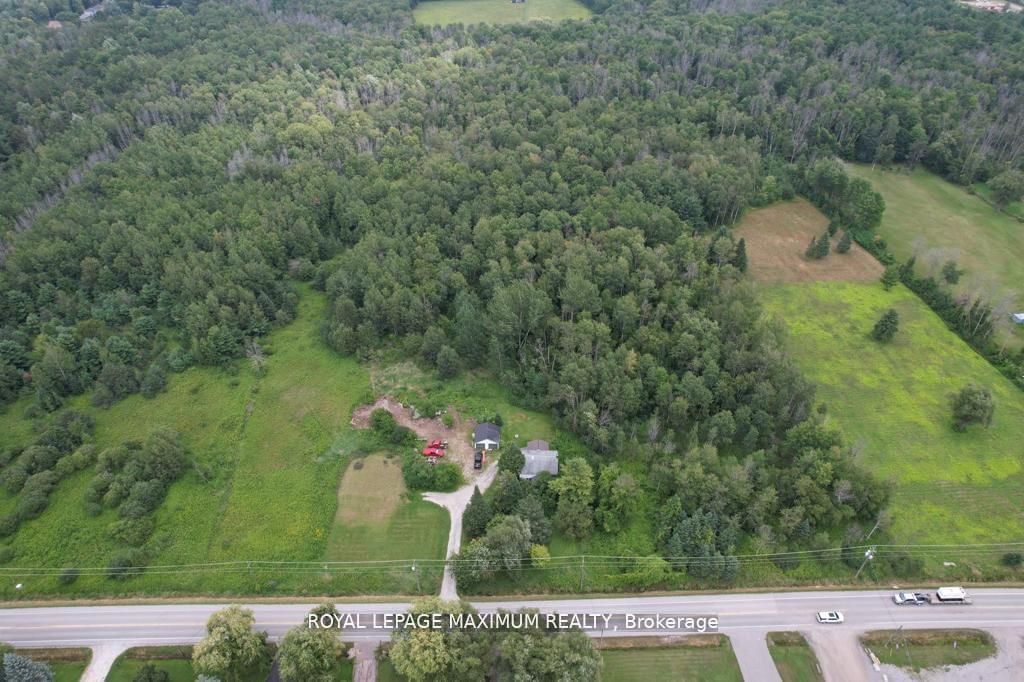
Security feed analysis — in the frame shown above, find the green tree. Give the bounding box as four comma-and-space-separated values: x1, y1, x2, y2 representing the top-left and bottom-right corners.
871, 309, 899, 342
192, 605, 269, 682
595, 464, 638, 534
463, 486, 492, 540
482, 514, 532, 571
951, 384, 995, 432
3, 653, 53, 682
140, 363, 167, 399
805, 232, 830, 260
514, 494, 551, 545
733, 237, 748, 272
881, 266, 900, 290
388, 598, 487, 682
549, 458, 594, 540
836, 231, 852, 254
941, 260, 962, 284
497, 443, 525, 477
435, 345, 459, 379
277, 622, 345, 682
989, 169, 1024, 208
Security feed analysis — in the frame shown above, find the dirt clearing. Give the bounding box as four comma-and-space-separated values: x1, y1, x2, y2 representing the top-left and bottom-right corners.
734, 199, 884, 283
351, 396, 479, 479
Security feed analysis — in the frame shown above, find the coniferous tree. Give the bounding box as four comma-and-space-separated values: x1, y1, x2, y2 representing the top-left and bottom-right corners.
463, 486, 492, 540
836, 231, 852, 254
871, 309, 899, 342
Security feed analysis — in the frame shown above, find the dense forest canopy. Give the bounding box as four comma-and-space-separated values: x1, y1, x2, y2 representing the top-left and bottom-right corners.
0, 0, 1021, 568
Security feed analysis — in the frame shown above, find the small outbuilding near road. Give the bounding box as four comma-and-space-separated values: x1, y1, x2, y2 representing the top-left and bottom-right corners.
474, 422, 501, 450
520, 439, 558, 479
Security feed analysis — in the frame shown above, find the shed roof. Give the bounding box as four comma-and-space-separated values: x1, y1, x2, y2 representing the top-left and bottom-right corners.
520, 448, 558, 479
474, 422, 501, 443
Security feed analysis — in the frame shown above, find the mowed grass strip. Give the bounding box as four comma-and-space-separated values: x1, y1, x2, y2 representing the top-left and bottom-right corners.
861, 629, 996, 671
600, 636, 743, 682
848, 165, 1024, 349
413, 0, 591, 26
106, 647, 195, 682
767, 632, 824, 682
734, 199, 883, 283
326, 453, 449, 562
760, 281, 1024, 549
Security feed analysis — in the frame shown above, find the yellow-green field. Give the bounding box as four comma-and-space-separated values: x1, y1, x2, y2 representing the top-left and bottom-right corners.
762, 281, 1024, 557
413, 0, 591, 26
848, 165, 1024, 349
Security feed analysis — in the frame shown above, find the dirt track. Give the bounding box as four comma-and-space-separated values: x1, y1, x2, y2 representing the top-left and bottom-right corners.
350, 396, 478, 478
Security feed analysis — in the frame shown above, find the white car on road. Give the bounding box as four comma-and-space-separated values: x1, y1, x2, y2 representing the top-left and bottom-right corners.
816, 611, 844, 624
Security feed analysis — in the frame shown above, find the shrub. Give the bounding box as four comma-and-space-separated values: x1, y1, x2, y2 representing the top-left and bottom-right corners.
0, 546, 14, 564
0, 515, 20, 538
530, 544, 551, 567
431, 462, 463, 492
442, 412, 454, 428
1002, 552, 1023, 567
166, 347, 193, 373
107, 553, 142, 580
59, 568, 80, 585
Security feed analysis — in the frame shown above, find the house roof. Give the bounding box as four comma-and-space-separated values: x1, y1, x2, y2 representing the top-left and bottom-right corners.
526, 439, 549, 450
474, 422, 501, 443
520, 447, 558, 478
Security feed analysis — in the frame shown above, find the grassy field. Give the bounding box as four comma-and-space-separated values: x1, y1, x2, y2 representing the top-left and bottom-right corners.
861, 630, 996, 671
761, 281, 1024, 563
413, 0, 591, 26
600, 637, 743, 682
767, 632, 824, 682
324, 454, 449, 593
734, 199, 883, 283
848, 165, 1023, 349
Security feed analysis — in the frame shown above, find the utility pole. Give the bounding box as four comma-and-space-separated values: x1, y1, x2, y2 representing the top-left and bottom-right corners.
854, 546, 876, 579
412, 561, 421, 593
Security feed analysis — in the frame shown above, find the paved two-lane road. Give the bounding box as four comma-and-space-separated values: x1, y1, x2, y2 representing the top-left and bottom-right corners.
3, 589, 1024, 681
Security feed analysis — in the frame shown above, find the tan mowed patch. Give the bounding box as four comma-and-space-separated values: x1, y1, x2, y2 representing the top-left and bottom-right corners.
734, 198, 884, 283
335, 454, 404, 525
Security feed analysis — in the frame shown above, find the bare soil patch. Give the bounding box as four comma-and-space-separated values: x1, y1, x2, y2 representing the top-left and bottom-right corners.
335, 454, 404, 525
351, 396, 478, 478
734, 199, 884, 283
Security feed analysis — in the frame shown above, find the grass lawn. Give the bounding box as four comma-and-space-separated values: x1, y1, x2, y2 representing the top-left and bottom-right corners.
324, 453, 449, 593
761, 281, 1024, 564
600, 637, 743, 682
413, 0, 591, 26
848, 165, 1024, 349
767, 632, 824, 682
106, 657, 194, 682
861, 629, 996, 671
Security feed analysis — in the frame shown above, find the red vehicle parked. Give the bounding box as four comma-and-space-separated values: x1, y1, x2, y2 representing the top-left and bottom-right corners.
421, 446, 445, 458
